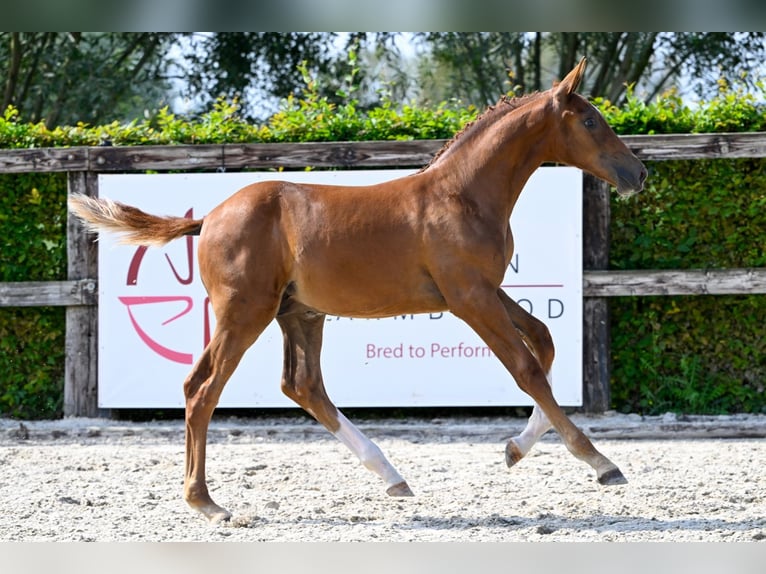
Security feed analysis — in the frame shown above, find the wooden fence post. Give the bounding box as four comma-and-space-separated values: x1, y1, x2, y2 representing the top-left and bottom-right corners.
582, 174, 611, 413
65, 171, 102, 417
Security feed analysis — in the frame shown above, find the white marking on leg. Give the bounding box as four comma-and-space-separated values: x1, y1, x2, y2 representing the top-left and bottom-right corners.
333, 411, 405, 488
511, 371, 553, 457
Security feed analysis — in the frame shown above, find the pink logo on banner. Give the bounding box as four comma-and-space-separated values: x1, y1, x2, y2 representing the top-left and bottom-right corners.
118, 208, 208, 365
118, 296, 194, 364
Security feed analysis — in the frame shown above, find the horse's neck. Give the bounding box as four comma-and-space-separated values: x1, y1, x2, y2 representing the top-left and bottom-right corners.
432, 106, 552, 222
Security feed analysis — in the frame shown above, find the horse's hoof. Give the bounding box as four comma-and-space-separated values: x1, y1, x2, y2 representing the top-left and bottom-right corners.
505, 439, 524, 468
386, 481, 414, 497
208, 509, 232, 524
598, 467, 628, 486
191, 501, 232, 524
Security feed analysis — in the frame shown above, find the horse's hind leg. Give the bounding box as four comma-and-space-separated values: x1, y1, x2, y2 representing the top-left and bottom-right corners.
447, 283, 626, 486
183, 309, 274, 523
498, 289, 555, 467
276, 310, 413, 496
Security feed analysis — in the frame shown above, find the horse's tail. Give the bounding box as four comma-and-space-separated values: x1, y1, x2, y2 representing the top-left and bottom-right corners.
68, 194, 203, 247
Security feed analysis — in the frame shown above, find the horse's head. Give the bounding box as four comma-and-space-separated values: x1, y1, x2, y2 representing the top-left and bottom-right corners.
550, 58, 647, 196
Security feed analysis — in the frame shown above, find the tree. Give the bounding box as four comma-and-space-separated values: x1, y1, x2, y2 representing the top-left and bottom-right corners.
414, 33, 766, 106
178, 32, 401, 121
1, 32, 175, 127
3, 33, 762, 129
186, 32, 762, 116
413, 33, 527, 106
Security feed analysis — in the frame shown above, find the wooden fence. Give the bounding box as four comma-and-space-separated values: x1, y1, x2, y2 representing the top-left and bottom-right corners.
1, 133, 766, 417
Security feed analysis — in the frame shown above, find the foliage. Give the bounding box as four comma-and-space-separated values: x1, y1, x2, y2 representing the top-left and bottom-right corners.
179, 33, 400, 121
610, 297, 765, 415
596, 79, 766, 135
0, 32, 174, 128
173, 33, 766, 118
608, 155, 766, 415
0, 307, 65, 419
3, 32, 765, 128
0, 65, 765, 418
611, 158, 766, 271
415, 32, 766, 108
266, 61, 475, 143
0, 173, 67, 419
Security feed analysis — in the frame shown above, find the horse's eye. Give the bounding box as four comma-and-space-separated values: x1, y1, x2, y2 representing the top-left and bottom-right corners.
584, 117, 596, 128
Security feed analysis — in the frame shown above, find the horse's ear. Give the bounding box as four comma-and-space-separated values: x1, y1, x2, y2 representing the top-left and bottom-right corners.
554, 57, 587, 99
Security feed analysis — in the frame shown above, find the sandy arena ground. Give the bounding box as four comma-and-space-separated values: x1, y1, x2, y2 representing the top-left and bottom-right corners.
1, 412, 765, 542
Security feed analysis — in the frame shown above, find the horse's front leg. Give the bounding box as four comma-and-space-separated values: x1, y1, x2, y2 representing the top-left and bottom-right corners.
448, 282, 627, 486
497, 289, 555, 467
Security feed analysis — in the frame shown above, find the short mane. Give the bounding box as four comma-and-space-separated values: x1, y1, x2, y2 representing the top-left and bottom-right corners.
419, 92, 545, 172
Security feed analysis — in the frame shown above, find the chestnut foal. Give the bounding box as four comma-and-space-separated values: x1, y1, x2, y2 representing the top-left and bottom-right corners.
70, 58, 646, 523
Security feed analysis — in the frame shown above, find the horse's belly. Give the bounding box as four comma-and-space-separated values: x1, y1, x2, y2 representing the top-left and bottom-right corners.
292, 268, 447, 319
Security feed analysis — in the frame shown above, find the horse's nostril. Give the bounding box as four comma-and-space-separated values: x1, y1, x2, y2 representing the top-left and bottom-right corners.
640, 166, 648, 184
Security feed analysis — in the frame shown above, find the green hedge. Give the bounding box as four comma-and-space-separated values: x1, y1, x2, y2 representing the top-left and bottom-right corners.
1, 77, 765, 418
0, 173, 67, 418
609, 158, 766, 414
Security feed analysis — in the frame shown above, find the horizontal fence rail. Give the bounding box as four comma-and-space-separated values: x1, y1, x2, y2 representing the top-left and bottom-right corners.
584, 268, 766, 296
0, 132, 765, 175
5, 268, 766, 308
1, 131, 764, 416
0, 279, 97, 307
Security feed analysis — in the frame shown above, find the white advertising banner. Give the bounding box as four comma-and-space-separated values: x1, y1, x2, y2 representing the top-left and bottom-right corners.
97, 168, 582, 408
